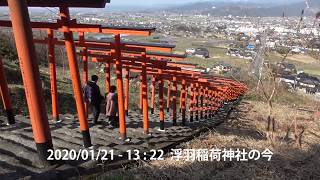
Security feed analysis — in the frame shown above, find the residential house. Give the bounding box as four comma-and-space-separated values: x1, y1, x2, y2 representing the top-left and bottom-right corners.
194, 47, 210, 59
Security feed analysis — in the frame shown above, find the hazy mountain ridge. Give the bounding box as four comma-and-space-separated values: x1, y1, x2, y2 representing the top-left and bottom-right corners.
161, 1, 320, 17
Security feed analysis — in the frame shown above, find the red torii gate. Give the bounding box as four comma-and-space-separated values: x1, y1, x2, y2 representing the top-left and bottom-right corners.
149, 71, 239, 124
97, 56, 245, 121
38, 32, 183, 135
0, 19, 160, 118
81, 47, 188, 133
0, 0, 111, 165
1, 17, 193, 136
0, 56, 15, 125
0, 18, 175, 137
79, 47, 186, 114
88, 52, 239, 129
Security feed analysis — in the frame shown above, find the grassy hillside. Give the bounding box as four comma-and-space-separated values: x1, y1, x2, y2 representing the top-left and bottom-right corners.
0, 61, 78, 116
97, 101, 320, 179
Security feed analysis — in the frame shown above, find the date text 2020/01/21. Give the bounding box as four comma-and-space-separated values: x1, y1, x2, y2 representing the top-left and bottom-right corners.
47, 149, 165, 161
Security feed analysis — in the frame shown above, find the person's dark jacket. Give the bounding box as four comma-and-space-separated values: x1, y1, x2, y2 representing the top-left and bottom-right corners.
84, 81, 104, 106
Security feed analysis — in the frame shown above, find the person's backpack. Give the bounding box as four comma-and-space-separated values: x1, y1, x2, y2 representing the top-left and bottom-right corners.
84, 82, 93, 104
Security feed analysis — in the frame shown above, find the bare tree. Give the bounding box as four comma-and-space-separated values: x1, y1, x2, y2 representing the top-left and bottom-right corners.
251, 9, 309, 133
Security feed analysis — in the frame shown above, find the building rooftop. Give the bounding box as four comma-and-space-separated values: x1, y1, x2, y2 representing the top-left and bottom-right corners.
147, 51, 187, 59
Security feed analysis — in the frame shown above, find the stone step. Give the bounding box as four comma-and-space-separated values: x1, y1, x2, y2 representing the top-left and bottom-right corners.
0, 102, 237, 179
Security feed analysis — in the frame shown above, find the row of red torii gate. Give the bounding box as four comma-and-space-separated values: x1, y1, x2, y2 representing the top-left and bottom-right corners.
0, 0, 247, 164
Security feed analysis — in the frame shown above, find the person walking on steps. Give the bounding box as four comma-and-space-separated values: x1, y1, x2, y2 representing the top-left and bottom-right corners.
83, 75, 104, 125
105, 85, 119, 127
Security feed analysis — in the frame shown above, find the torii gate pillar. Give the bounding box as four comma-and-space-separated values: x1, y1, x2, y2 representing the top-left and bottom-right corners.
7, 0, 53, 164
0, 56, 15, 125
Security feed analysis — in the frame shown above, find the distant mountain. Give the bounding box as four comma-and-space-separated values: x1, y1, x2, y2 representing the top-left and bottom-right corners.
161, 0, 320, 17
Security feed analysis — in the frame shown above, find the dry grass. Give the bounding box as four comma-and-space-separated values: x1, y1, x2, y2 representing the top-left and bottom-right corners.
267, 53, 320, 76
286, 54, 318, 64
272, 53, 318, 64
97, 101, 320, 180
